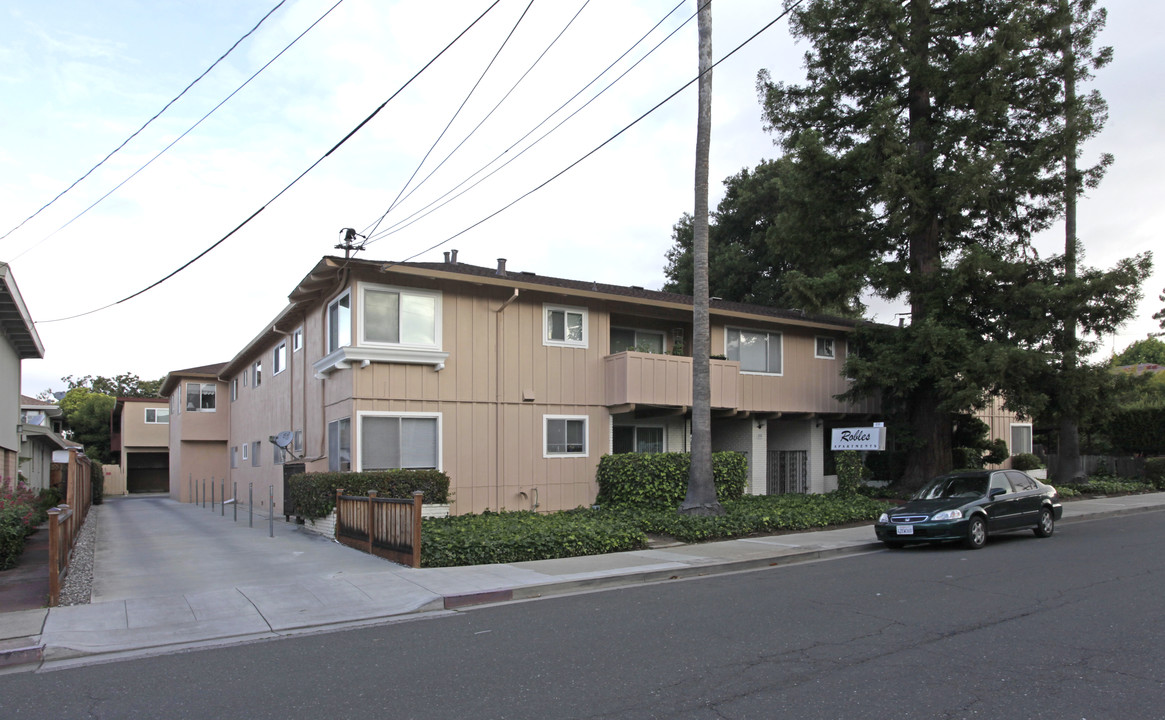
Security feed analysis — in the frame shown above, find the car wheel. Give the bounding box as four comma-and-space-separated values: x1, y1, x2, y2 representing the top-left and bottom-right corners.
1034, 507, 1055, 538
883, 540, 905, 549
965, 516, 987, 550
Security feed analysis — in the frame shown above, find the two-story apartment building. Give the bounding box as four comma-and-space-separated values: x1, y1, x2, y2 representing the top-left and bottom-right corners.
109, 397, 172, 494
2, 262, 45, 486
163, 254, 882, 515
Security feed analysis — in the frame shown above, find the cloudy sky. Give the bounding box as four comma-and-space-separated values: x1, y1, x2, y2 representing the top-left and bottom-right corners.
3, 0, 1162, 396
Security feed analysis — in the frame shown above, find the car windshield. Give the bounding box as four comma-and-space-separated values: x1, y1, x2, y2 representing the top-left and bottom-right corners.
914, 475, 988, 500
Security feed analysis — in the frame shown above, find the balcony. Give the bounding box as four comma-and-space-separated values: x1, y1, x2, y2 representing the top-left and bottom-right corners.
604, 351, 739, 410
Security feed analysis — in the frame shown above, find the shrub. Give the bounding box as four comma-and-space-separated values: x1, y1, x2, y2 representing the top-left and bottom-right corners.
1144, 457, 1165, 490
1078, 479, 1153, 495
288, 470, 451, 520
595, 452, 747, 508
835, 451, 867, 495
0, 506, 30, 570
952, 447, 983, 470
1011, 453, 1043, 471
1107, 405, 1165, 455
422, 510, 647, 567
91, 461, 104, 505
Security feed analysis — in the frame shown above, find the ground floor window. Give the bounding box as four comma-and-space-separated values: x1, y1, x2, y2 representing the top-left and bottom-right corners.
613, 426, 664, 454
1010, 423, 1033, 456
329, 418, 351, 472
545, 416, 587, 457
359, 414, 439, 470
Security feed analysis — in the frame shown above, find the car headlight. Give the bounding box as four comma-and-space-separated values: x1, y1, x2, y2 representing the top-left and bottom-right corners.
931, 509, 963, 521
878, 513, 889, 523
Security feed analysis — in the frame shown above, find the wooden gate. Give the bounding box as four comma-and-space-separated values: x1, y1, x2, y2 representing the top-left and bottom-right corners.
335, 490, 423, 567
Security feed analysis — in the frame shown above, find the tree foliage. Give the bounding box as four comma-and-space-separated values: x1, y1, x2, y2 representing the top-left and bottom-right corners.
755, 0, 1150, 489
59, 388, 116, 463
1112, 338, 1165, 366
61, 373, 163, 398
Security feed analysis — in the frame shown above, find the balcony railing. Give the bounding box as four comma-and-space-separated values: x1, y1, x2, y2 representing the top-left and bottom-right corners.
603, 351, 739, 409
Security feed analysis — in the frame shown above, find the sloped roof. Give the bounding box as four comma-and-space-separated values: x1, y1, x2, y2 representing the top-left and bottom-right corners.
0, 262, 44, 359
159, 361, 229, 397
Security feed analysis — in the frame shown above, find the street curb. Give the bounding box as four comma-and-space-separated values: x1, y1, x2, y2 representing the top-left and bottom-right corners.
0, 639, 43, 671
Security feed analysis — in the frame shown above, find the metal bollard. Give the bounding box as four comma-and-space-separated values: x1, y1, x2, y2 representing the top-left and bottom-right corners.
268, 485, 274, 538
221, 480, 225, 516
202, 479, 206, 508
188, 475, 192, 504
211, 478, 215, 512
233, 482, 238, 522
249, 482, 253, 528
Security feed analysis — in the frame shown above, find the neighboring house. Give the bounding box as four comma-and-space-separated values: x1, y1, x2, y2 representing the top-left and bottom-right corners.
163, 254, 880, 516
1, 263, 45, 486
18, 395, 76, 492
976, 394, 1035, 469
159, 363, 230, 503
109, 397, 172, 494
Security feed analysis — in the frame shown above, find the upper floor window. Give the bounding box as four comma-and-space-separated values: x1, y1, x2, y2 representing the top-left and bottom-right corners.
327, 291, 352, 354
611, 327, 664, 354
144, 407, 169, 424
292, 327, 303, 352
361, 285, 440, 348
544, 304, 587, 348
186, 383, 216, 412
815, 336, 836, 359
273, 342, 287, 375
252, 361, 262, 387
231, 378, 239, 402
544, 415, 588, 457
726, 328, 782, 375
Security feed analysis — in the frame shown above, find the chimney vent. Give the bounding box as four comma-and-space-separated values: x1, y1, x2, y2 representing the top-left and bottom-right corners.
497, 258, 507, 276
443, 251, 450, 264
450, 249, 459, 265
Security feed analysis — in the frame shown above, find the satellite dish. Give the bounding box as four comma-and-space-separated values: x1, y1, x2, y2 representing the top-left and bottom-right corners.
274, 431, 294, 449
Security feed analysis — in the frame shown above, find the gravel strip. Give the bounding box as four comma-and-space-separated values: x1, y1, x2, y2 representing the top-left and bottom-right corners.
59, 504, 98, 606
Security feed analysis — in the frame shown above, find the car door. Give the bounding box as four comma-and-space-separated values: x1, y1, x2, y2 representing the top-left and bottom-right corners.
1005, 470, 1043, 527
984, 472, 1019, 531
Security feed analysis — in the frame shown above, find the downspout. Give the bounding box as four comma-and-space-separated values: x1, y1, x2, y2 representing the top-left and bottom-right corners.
495, 288, 519, 510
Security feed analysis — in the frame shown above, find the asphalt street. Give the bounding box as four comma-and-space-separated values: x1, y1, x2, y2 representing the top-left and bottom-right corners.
2, 509, 1162, 719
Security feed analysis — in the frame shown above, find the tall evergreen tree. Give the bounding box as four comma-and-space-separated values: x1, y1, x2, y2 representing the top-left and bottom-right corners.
758, 0, 1149, 490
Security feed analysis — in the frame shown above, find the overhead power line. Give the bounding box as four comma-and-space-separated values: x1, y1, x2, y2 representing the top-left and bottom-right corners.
391, 0, 802, 266
37, 1, 502, 325
0, 0, 290, 244
11, 0, 346, 264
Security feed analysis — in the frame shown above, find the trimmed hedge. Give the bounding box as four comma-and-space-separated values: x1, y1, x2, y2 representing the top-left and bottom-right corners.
1011, 453, 1043, 471
422, 510, 647, 567
595, 451, 748, 508
288, 470, 450, 520
1145, 458, 1165, 489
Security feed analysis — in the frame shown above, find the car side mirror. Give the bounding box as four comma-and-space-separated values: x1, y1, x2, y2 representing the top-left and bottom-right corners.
989, 488, 1006, 500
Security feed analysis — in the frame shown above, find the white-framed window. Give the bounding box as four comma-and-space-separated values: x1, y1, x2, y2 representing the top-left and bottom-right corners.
726, 328, 782, 374
327, 291, 352, 354
242, 369, 248, 387
328, 418, 351, 472
1010, 423, 1033, 456
242, 443, 249, 461
231, 446, 239, 469
359, 283, 441, 348
610, 327, 665, 354
544, 304, 588, 348
815, 336, 836, 359
144, 407, 169, 424
186, 383, 217, 412
358, 413, 440, 471
273, 342, 287, 376
252, 361, 262, 387
292, 327, 303, 352
251, 441, 261, 467
613, 425, 664, 454
231, 378, 239, 402
544, 415, 588, 457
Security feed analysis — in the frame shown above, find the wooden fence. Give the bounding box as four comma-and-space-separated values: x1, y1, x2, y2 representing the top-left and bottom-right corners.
46, 448, 93, 606
335, 489, 423, 568
1044, 454, 1146, 479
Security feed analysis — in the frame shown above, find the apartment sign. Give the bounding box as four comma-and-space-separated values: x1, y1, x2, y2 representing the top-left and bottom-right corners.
831, 427, 886, 451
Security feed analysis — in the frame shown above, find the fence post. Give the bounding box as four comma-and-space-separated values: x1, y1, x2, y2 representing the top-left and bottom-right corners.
335, 488, 344, 539
269, 485, 274, 538
48, 508, 61, 607
411, 491, 424, 568
366, 490, 377, 555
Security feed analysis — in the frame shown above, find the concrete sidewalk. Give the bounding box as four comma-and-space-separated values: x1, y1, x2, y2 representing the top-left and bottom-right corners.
3, 492, 1164, 673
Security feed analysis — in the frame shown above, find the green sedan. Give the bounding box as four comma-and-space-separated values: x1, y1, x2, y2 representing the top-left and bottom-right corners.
874, 469, 1063, 550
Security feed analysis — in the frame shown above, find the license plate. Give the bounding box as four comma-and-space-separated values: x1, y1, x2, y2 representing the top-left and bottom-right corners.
896, 525, 914, 535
